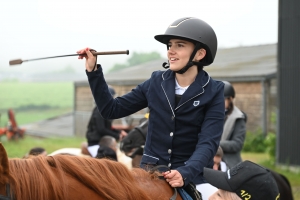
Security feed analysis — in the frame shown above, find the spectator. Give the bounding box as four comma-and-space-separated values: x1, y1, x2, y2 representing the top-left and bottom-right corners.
204, 160, 280, 200
213, 146, 227, 172
85, 85, 127, 157
220, 81, 246, 168
96, 136, 118, 161
29, 147, 47, 156
23, 147, 47, 158
197, 146, 227, 200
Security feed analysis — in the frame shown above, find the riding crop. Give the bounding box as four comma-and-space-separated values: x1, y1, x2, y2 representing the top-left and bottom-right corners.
9, 50, 129, 66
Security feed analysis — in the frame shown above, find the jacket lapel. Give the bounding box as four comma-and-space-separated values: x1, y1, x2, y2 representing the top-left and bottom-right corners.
175, 70, 209, 110
161, 70, 176, 115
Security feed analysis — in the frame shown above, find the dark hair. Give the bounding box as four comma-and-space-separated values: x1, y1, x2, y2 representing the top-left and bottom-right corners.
226, 98, 234, 116
29, 147, 46, 156
108, 85, 116, 96
215, 146, 224, 158
99, 136, 116, 148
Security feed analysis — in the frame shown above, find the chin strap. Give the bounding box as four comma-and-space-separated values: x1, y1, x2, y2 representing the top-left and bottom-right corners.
161, 43, 203, 74
175, 43, 202, 74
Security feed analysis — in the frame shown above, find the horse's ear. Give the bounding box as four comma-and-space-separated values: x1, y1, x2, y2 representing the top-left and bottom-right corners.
0, 143, 10, 177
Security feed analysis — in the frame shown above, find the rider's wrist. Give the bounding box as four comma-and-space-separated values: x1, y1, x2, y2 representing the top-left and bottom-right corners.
90, 49, 97, 71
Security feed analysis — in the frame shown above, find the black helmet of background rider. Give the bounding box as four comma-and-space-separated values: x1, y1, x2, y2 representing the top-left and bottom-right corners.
155, 17, 218, 74
223, 81, 235, 99
108, 85, 116, 97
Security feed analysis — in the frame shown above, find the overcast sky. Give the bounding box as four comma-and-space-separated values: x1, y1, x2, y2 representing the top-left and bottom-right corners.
0, 0, 278, 75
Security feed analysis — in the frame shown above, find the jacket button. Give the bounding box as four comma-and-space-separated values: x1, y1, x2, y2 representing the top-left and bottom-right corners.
168, 163, 171, 167
170, 132, 173, 137
168, 149, 172, 154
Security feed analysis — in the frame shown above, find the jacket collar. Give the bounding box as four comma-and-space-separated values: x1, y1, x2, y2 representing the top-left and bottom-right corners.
161, 70, 176, 116
161, 69, 210, 115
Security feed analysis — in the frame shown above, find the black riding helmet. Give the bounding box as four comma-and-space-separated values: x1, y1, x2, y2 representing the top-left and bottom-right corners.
223, 81, 235, 98
108, 85, 116, 97
155, 17, 217, 74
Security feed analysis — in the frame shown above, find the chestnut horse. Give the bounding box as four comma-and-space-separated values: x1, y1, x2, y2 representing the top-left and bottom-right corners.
0, 143, 181, 200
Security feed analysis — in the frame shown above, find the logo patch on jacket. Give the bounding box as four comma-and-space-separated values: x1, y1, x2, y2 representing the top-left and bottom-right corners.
193, 101, 200, 106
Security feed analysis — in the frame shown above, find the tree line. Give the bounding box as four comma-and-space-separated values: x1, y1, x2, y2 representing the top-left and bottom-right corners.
108, 51, 162, 72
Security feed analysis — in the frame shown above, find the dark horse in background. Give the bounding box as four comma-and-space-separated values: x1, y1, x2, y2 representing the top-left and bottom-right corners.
120, 119, 294, 200
120, 118, 148, 167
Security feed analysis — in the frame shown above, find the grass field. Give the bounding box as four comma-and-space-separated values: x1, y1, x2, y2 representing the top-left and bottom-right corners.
1, 135, 85, 158
0, 81, 73, 125
0, 82, 73, 109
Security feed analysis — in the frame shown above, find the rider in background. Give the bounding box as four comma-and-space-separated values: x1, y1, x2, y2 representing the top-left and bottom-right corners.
219, 81, 246, 168
85, 85, 127, 157
77, 17, 224, 199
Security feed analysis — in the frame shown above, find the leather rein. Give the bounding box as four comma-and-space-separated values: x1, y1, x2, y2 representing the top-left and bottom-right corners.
0, 184, 12, 200
150, 165, 178, 200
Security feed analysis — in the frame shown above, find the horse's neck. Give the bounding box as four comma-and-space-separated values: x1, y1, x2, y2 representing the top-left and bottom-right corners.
132, 169, 181, 200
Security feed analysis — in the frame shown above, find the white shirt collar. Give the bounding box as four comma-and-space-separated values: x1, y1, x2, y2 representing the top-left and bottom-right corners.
175, 79, 189, 95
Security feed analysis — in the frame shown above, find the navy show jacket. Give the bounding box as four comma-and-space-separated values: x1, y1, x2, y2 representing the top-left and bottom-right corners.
87, 65, 225, 186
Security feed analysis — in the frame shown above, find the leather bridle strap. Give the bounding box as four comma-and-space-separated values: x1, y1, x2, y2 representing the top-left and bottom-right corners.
150, 165, 178, 200
135, 126, 147, 140
127, 125, 147, 158
0, 184, 12, 200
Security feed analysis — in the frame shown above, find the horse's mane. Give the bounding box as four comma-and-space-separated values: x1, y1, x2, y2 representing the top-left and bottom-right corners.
8, 155, 154, 200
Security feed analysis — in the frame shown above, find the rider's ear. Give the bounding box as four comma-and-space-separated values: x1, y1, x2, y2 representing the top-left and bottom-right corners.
195, 48, 206, 61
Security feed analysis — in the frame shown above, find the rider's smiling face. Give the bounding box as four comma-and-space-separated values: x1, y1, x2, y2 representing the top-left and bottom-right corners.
167, 39, 206, 72
167, 39, 195, 71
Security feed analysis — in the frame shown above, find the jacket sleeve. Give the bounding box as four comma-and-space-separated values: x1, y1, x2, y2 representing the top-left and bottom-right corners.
86, 65, 148, 119
177, 81, 225, 186
220, 118, 246, 153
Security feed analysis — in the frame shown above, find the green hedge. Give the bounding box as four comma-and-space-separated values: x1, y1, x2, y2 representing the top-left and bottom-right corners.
242, 130, 276, 162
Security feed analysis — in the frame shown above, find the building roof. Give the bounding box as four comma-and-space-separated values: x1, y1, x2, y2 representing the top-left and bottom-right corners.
76, 43, 277, 86
208, 43, 277, 82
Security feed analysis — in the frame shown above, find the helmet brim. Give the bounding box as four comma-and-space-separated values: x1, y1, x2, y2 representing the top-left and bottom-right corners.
154, 34, 196, 45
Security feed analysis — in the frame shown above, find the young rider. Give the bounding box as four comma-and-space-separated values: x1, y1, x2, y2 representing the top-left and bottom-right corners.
77, 17, 224, 199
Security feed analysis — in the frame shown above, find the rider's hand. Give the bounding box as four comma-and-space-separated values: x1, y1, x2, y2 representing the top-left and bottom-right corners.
119, 130, 128, 141
77, 47, 97, 72
162, 170, 184, 187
